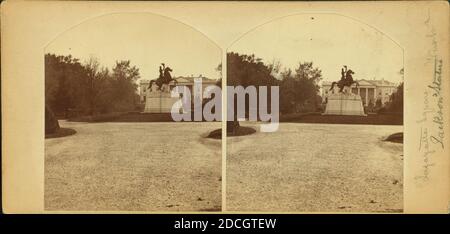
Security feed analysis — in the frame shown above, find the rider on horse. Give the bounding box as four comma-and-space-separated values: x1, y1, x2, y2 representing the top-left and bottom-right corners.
330, 65, 358, 93
149, 63, 177, 91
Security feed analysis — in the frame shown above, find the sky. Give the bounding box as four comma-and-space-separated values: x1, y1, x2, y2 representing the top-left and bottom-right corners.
46, 13, 222, 83
229, 14, 404, 84
46, 12, 403, 87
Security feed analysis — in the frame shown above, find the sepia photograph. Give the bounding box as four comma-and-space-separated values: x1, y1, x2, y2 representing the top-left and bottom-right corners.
44, 13, 222, 211
226, 14, 404, 212
2, 0, 448, 220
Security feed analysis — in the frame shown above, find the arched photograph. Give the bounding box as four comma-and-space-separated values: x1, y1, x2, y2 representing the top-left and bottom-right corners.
44, 13, 222, 211
226, 13, 404, 212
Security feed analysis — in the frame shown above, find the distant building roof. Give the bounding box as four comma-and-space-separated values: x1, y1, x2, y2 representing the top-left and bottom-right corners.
174, 76, 217, 84
364, 79, 397, 87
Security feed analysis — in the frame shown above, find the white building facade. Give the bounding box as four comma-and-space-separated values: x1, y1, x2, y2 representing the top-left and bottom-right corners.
322, 79, 398, 107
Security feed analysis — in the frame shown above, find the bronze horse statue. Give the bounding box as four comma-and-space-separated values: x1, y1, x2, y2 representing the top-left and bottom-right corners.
149, 63, 177, 91
329, 66, 359, 93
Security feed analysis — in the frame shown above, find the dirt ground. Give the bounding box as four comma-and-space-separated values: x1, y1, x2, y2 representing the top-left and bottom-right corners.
45, 121, 221, 211
227, 122, 403, 212
46, 121, 403, 212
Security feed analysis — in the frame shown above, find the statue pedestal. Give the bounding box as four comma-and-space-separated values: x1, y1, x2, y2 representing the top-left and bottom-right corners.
323, 92, 366, 116
144, 91, 181, 113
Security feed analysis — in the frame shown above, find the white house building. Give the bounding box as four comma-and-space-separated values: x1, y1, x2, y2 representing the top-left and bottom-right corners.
321, 79, 398, 107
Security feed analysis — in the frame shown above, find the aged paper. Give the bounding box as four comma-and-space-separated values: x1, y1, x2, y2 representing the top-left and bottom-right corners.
1, 1, 448, 213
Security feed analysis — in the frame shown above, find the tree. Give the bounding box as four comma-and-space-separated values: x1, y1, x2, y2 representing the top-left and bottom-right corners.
45, 54, 87, 116
279, 62, 322, 114
385, 82, 403, 114
85, 57, 101, 115
45, 54, 142, 117
226, 52, 278, 132
227, 52, 277, 87
45, 105, 60, 134
91, 66, 113, 113
376, 98, 382, 108
110, 60, 140, 111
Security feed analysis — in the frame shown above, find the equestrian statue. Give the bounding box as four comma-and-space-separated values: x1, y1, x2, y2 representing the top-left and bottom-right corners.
329, 65, 359, 93
149, 63, 177, 92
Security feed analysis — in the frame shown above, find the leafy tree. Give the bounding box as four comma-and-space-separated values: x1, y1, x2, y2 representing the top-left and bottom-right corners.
227, 52, 277, 87
45, 54, 87, 115
110, 60, 140, 111
45, 54, 141, 117
279, 62, 322, 114
84, 57, 102, 115
226, 52, 278, 132
385, 82, 403, 113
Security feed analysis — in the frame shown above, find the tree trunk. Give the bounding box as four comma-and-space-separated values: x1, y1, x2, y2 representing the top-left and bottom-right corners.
45, 105, 60, 134
226, 120, 240, 134
227, 95, 240, 134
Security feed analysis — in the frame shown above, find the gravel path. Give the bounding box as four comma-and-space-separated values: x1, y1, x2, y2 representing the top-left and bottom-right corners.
45, 121, 221, 211
227, 123, 403, 212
